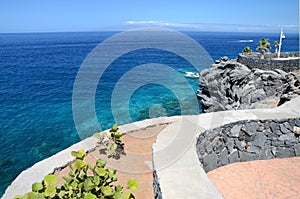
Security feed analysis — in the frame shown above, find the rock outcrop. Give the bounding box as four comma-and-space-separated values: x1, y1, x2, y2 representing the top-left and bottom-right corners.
197, 56, 300, 112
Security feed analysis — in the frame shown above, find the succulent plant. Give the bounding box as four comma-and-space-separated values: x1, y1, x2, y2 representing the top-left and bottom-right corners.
94, 124, 125, 158
14, 149, 137, 199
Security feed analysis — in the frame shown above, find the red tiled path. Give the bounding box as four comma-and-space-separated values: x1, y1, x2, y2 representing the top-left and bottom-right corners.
55, 124, 167, 199
207, 157, 300, 199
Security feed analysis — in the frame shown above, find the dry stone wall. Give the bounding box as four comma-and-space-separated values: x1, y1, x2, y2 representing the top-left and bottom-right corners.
153, 170, 162, 199
196, 117, 300, 172
237, 52, 300, 72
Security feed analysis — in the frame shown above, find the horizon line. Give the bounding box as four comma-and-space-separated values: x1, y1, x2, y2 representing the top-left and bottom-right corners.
0, 29, 299, 34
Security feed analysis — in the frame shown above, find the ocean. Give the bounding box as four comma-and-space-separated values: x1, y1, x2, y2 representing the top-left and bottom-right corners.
0, 31, 299, 196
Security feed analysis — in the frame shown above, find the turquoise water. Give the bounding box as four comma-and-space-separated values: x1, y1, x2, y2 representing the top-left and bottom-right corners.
0, 31, 299, 195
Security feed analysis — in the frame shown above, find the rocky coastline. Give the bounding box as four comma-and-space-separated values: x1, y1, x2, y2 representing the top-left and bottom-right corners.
197, 55, 300, 113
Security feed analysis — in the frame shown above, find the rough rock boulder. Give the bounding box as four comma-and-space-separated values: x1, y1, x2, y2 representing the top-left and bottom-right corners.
197, 57, 300, 112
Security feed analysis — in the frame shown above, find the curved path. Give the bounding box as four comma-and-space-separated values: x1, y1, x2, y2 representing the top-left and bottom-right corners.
152, 96, 300, 199
3, 96, 300, 199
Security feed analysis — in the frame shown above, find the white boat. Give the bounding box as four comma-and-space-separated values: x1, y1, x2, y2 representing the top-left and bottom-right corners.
184, 72, 200, 79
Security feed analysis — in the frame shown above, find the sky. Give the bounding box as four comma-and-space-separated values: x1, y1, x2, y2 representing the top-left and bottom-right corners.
0, 0, 299, 33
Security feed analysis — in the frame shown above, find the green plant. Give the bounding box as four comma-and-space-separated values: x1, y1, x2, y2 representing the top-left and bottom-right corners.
94, 124, 125, 158
14, 149, 137, 199
256, 38, 271, 56
274, 40, 279, 53
243, 46, 252, 55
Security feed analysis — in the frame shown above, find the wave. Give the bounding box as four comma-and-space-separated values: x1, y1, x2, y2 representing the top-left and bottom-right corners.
237, 40, 254, 43
228, 40, 254, 43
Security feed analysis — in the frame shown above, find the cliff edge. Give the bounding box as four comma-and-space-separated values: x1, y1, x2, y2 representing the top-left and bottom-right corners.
197, 56, 300, 113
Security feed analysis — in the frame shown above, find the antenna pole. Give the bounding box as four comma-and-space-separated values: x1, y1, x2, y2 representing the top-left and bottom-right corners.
277, 28, 283, 58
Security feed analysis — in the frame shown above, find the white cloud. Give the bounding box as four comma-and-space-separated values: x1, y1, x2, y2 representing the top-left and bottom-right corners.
280, 24, 299, 29
125, 20, 199, 28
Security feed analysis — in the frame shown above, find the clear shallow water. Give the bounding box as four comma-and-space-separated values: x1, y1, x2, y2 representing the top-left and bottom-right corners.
0, 31, 298, 195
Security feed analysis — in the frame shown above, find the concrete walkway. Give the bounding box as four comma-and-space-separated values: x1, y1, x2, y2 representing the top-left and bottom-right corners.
3, 96, 300, 199
153, 120, 222, 198
152, 96, 300, 199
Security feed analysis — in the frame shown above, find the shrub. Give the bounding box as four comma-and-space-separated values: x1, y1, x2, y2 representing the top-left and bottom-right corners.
14, 149, 138, 199
94, 124, 125, 159
243, 46, 252, 55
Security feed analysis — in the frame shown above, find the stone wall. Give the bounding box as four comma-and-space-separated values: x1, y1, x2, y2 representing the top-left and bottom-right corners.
196, 117, 300, 172
153, 170, 162, 199
237, 52, 300, 72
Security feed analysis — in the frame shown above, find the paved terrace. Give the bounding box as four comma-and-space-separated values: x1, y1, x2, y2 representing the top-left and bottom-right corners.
3, 96, 300, 199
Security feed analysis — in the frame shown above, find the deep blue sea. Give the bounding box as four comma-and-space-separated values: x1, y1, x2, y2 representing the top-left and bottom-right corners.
0, 31, 299, 196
